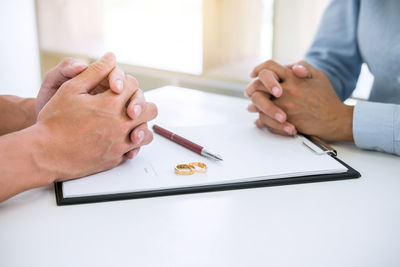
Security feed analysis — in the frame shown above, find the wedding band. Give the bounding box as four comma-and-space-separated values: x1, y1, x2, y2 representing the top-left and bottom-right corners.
189, 162, 207, 173
174, 164, 195, 175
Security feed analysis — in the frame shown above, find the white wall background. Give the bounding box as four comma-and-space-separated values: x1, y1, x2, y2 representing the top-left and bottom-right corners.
0, 0, 41, 97
273, 0, 331, 65
0, 0, 371, 100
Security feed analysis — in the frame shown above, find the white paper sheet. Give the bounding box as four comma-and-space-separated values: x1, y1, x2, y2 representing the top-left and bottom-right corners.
62, 123, 347, 198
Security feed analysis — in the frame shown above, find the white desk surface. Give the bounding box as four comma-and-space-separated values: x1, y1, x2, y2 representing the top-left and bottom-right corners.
1, 86, 399, 267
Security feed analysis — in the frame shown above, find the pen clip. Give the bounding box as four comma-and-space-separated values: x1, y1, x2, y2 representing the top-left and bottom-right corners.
297, 135, 337, 156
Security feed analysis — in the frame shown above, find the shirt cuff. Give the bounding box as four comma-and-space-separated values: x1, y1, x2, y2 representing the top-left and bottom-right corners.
353, 101, 398, 154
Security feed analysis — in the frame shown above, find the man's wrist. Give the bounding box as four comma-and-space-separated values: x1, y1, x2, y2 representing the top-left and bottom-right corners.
27, 124, 58, 186
0, 96, 37, 135
337, 104, 354, 142
22, 98, 37, 127
0, 124, 58, 201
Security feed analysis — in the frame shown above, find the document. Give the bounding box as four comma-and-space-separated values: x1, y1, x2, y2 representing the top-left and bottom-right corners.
62, 123, 347, 198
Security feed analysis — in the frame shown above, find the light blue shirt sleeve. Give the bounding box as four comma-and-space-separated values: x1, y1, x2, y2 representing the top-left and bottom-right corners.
354, 102, 400, 155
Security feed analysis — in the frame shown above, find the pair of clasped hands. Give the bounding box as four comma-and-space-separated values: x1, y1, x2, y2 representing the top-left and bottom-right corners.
245, 60, 354, 142
35, 55, 353, 183
35, 52, 157, 182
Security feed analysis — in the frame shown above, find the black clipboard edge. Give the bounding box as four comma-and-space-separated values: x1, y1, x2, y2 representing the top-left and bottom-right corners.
54, 155, 360, 206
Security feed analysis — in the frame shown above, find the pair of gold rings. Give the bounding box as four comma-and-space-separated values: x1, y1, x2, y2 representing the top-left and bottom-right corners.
174, 162, 207, 175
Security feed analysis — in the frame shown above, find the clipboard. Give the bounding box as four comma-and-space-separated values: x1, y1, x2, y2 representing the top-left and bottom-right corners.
54, 124, 361, 206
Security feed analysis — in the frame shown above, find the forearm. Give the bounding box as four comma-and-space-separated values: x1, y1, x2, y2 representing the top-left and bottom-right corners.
0, 96, 37, 135
0, 125, 55, 202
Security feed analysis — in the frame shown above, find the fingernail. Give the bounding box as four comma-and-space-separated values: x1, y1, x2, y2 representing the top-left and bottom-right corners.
137, 130, 144, 143
274, 113, 285, 123
71, 62, 87, 67
116, 79, 123, 92
293, 64, 306, 70
272, 87, 281, 97
284, 125, 294, 135
244, 91, 249, 97
132, 149, 139, 158
133, 105, 142, 118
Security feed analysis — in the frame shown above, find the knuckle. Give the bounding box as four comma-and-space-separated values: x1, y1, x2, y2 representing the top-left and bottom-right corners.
260, 113, 272, 124
126, 75, 139, 89
246, 80, 254, 90
265, 105, 279, 118
59, 79, 74, 90
133, 89, 145, 103
250, 94, 260, 104
60, 57, 74, 67
111, 67, 125, 83
128, 128, 136, 142
123, 122, 134, 136
103, 95, 121, 111
250, 93, 258, 103
126, 102, 136, 119
43, 65, 61, 81
113, 66, 124, 76
113, 97, 124, 109
147, 132, 154, 143
264, 60, 275, 67
268, 127, 281, 135
258, 69, 269, 79
90, 61, 107, 73
251, 91, 263, 103
258, 113, 266, 121
279, 101, 293, 112
91, 54, 115, 74
43, 70, 53, 81
148, 103, 158, 119
253, 79, 263, 90
284, 101, 294, 110
142, 131, 154, 145
286, 101, 295, 110
245, 81, 256, 93
259, 70, 277, 87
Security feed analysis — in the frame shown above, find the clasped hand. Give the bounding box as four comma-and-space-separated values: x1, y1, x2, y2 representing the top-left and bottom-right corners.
245, 60, 354, 142
34, 53, 157, 182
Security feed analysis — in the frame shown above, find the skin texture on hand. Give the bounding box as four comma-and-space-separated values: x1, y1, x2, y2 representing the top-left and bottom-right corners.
35, 53, 157, 181
35, 58, 88, 115
0, 96, 36, 135
0, 53, 158, 201
36, 57, 128, 115
246, 60, 354, 142
0, 56, 126, 136
36, 56, 152, 159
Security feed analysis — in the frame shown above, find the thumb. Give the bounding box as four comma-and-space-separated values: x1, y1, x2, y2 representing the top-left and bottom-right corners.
42, 58, 87, 91
291, 62, 312, 79
63, 52, 116, 94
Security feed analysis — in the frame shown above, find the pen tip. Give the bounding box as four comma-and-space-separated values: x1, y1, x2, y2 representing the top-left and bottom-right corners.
202, 149, 223, 161
213, 154, 223, 161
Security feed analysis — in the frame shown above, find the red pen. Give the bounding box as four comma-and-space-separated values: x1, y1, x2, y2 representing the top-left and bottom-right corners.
152, 124, 223, 161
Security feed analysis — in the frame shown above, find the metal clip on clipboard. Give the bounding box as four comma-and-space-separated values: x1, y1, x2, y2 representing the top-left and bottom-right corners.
297, 135, 338, 156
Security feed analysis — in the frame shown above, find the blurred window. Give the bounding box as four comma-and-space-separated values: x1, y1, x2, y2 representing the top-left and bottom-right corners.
37, 0, 273, 76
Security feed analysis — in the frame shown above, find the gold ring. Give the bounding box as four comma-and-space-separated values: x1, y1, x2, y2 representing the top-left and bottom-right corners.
174, 164, 195, 175
189, 162, 207, 173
